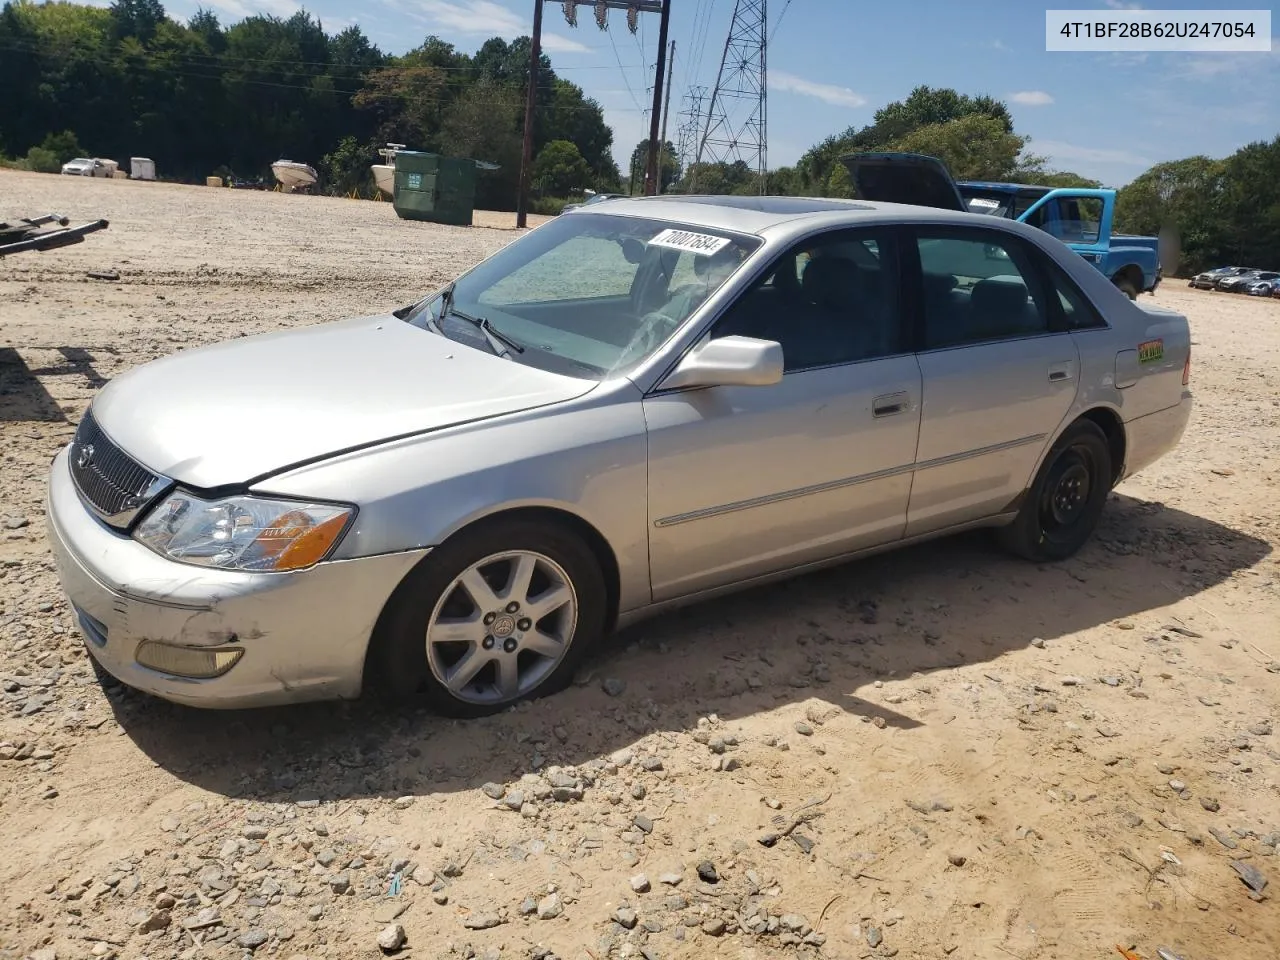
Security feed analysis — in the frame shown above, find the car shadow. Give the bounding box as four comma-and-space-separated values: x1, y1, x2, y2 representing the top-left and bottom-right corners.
0, 345, 116, 422
102, 492, 1271, 802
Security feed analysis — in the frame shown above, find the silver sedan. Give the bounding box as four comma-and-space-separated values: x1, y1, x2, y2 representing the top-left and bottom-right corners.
47, 195, 1193, 716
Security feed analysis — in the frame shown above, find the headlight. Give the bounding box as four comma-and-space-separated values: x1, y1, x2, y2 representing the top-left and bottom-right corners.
133, 492, 354, 572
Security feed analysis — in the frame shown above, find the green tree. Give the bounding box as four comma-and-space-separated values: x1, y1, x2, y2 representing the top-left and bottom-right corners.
825, 162, 854, 198
628, 139, 679, 193
1116, 156, 1228, 275
321, 134, 373, 195
25, 146, 60, 173
534, 139, 591, 196
887, 114, 1028, 181
438, 78, 523, 209
39, 129, 86, 164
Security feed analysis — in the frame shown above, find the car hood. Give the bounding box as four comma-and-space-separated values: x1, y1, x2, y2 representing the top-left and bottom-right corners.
90, 314, 596, 488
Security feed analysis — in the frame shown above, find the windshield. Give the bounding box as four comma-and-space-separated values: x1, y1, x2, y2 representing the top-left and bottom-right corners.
404, 212, 761, 379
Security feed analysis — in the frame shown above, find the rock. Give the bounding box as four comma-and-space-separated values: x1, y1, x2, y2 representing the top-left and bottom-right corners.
696, 861, 719, 883
237, 929, 269, 950
793, 721, 813, 736
136, 908, 171, 933
630, 873, 650, 893
1061, 676, 1086, 686
867, 925, 884, 948
307, 905, 324, 921
615, 906, 638, 929
159, 816, 180, 832
1169, 779, 1188, 792
1156, 763, 1177, 775
1200, 797, 1221, 813
658, 872, 682, 886
1248, 721, 1273, 737
1231, 860, 1268, 894
503, 790, 524, 811
1122, 811, 1144, 828
432, 891, 448, 905
631, 783, 646, 801
639, 756, 663, 772
520, 896, 537, 916
463, 911, 504, 930
315, 848, 337, 867
948, 853, 967, 867
328, 872, 350, 894
602, 678, 626, 697
634, 814, 654, 834
780, 914, 808, 932
377, 923, 407, 952
155, 892, 177, 910
394, 796, 415, 809
1210, 827, 1239, 850
481, 782, 505, 800
242, 825, 269, 840
373, 901, 410, 923
537, 892, 564, 919
701, 918, 726, 936
183, 907, 221, 930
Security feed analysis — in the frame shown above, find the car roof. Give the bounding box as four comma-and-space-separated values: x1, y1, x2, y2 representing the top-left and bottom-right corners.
574, 193, 997, 236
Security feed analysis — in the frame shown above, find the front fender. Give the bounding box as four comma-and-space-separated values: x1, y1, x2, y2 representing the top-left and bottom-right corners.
252, 389, 653, 613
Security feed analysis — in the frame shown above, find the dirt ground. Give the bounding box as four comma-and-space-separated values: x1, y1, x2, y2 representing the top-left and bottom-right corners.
1, 170, 1277, 960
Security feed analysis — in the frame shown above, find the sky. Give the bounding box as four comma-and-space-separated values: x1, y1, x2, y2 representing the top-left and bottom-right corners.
146, 0, 1279, 187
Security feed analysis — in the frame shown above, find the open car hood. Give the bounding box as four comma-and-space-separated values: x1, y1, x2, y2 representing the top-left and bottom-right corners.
838, 152, 966, 211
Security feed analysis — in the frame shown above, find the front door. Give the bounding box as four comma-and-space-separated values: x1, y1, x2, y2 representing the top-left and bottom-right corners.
906, 226, 1080, 536
643, 227, 923, 601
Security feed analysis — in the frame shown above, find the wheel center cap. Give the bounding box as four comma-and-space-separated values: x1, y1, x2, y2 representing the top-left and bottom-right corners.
491, 614, 516, 639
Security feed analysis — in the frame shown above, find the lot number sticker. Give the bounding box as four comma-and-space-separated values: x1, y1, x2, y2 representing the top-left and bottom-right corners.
1138, 338, 1164, 363
649, 228, 732, 256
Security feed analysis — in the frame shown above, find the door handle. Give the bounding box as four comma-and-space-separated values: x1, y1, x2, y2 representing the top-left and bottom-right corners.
873, 391, 909, 417
1048, 363, 1074, 382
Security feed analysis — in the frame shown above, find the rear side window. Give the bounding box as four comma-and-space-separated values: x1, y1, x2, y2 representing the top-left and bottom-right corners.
913, 230, 1050, 350
1043, 259, 1107, 330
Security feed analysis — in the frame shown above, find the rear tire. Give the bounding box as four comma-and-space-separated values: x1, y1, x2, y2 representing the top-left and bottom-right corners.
1114, 275, 1139, 300
371, 518, 607, 718
997, 420, 1112, 562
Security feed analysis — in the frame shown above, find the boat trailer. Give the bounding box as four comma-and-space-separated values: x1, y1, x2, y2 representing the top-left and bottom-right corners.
0, 213, 109, 257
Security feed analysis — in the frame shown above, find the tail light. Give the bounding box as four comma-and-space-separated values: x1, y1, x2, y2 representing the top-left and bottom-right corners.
1182, 347, 1191, 385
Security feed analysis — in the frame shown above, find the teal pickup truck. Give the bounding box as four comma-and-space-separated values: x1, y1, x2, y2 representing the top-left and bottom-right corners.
841, 153, 1161, 299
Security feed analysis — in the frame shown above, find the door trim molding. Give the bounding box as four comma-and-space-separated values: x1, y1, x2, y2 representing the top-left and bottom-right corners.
652, 432, 1046, 529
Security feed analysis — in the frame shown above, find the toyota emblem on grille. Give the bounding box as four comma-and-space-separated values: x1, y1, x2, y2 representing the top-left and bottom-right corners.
76, 443, 95, 470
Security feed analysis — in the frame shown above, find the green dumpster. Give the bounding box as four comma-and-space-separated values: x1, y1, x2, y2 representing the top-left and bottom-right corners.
393, 152, 477, 226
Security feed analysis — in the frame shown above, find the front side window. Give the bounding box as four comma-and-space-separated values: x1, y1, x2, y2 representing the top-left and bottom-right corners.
404, 213, 760, 379
915, 230, 1050, 350
711, 228, 903, 372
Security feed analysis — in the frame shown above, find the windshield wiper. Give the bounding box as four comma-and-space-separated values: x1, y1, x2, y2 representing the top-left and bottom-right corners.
439, 285, 525, 358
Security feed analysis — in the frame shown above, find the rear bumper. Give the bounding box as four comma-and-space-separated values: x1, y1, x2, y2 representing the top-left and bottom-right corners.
46, 447, 427, 709
1121, 392, 1193, 481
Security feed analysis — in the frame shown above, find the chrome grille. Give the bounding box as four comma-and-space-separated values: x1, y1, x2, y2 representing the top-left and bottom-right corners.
69, 411, 171, 529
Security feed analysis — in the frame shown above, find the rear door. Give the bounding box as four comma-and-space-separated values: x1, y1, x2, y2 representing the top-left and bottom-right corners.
904, 225, 1080, 536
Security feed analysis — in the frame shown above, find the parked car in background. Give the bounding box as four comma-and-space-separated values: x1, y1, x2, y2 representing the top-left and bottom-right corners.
1220, 269, 1278, 293
1245, 275, 1280, 297
1190, 266, 1249, 289
47, 193, 1193, 716
840, 153, 1161, 300
60, 157, 115, 177
561, 191, 626, 214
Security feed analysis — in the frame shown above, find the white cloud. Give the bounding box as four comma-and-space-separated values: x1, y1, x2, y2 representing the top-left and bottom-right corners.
1032, 139, 1151, 167
1009, 90, 1054, 106
541, 33, 592, 54
1102, 0, 1143, 9
771, 71, 866, 108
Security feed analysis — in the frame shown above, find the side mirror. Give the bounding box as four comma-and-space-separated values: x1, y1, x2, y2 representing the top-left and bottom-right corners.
660, 335, 783, 391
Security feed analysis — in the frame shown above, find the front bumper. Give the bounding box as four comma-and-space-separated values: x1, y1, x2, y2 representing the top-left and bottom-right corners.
46, 447, 428, 709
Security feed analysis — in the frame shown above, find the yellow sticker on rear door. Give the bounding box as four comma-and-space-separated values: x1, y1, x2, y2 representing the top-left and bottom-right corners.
1138, 339, 1163, 363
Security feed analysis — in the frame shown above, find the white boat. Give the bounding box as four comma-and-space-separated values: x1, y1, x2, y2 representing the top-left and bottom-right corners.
270, 160, 317, 191
371, 143, 405, 197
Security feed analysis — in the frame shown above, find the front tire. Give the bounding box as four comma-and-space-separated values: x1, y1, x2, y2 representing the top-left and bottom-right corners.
372, 518, 607, 718
998, 420, 1112, 562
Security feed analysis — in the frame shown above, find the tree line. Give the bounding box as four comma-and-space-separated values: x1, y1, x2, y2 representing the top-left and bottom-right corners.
0, 0, 621, 210
2, 4, 1275, 272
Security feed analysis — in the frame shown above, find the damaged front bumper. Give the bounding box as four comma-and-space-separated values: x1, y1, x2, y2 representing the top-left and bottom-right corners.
46, 447, 428, 709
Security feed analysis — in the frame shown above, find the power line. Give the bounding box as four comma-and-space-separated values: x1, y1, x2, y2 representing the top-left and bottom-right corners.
769, 0, 792, 43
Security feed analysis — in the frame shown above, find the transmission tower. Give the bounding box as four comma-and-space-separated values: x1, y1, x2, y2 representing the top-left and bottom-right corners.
696, 0, 768, 193
674, 85, 708, 182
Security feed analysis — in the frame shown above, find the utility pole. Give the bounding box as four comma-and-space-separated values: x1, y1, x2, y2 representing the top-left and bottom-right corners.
657, 39, 675, 192
643, 0, 672, 196
516, 0, 544, 229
